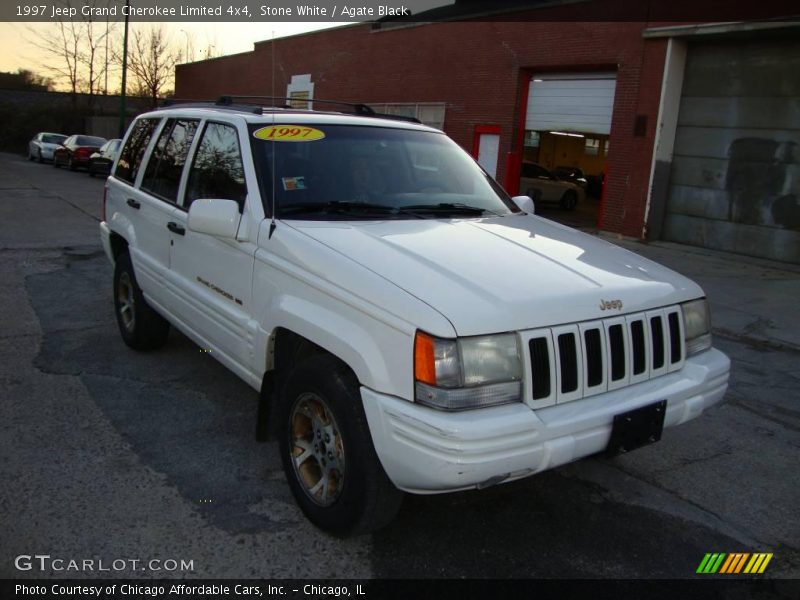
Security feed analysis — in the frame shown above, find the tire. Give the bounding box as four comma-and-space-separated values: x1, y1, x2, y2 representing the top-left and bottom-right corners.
37, 150, 43, 163
28, 149, 34, 161
88, 165, 95, 177
68, 157, 77, 171
53, 155, 61, 168
560, 190, 578, 210
113, 252, 170, 351
277, 354, 403, 536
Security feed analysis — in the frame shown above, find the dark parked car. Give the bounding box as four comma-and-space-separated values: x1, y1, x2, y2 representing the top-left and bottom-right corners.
53, 135, 107, 171
88, 139, 122, 177
553, 166, 589, 189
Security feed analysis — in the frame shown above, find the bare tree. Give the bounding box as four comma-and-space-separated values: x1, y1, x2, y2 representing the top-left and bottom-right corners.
125, 25, 184, 108
24, 0, 112, 105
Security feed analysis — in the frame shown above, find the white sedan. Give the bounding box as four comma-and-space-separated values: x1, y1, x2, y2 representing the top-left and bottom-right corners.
28, 132, 68, 163
519, 162, 585, 210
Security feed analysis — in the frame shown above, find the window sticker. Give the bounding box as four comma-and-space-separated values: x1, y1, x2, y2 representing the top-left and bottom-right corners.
253, 125, 325, 142
282, 176, 307, 191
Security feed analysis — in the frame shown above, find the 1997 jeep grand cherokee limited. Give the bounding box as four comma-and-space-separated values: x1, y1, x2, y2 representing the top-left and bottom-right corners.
100, 100, 730, 535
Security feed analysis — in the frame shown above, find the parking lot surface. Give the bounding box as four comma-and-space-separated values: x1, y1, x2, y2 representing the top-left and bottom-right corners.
1, 152, 798, 579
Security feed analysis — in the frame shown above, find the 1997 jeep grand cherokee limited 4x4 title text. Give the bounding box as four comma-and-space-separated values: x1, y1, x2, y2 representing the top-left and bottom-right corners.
100, 98, 730, 535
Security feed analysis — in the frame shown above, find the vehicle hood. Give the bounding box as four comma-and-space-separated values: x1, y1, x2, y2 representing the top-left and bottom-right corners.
287, 215, 704, 336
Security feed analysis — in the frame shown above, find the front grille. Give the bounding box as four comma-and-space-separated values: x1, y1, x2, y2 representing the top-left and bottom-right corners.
526, 306, 684, 405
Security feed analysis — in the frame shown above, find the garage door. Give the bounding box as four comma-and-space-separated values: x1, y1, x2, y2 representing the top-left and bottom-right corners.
526, 73, 617, 135
662, 38, 800, 263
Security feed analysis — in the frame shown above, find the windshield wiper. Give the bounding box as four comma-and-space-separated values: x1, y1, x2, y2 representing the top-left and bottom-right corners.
280, 201, 396, 216
399, 203, 501, 217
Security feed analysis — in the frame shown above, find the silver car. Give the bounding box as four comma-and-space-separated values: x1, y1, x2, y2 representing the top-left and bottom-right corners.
519, 162, 585, 210
28, 132, 68, 163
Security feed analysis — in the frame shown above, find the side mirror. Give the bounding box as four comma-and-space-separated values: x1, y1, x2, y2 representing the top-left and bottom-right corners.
187, 199, 241, 238
512, 195, 535, 215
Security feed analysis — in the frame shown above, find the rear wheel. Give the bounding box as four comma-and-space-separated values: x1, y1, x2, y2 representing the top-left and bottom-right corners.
277, 354, 403, 536
560, 190, 578, 210
68, 156, 77, 171
113, 252, 170, 351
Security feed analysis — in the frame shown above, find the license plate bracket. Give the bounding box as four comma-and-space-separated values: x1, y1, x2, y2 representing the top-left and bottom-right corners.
606, 400, 667, 456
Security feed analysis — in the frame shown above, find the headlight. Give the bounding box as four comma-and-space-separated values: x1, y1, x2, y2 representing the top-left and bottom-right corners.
681, 298, 712, 356
414, 331, 522, 410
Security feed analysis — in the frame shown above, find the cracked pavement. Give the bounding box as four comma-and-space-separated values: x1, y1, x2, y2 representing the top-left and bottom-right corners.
0, 152, 797, 580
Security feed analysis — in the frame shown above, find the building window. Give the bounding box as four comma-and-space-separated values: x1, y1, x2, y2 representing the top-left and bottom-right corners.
603, 139, 610, 157
585, 138, 600, 156
372, 103, 446, 129
524, 131, 540, 148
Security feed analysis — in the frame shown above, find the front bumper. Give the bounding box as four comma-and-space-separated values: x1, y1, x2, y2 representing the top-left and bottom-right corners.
99, 221, 114, 264
362, 347, 730, 494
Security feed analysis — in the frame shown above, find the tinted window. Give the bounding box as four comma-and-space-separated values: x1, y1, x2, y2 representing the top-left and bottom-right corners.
76, 136, 106, 146
185, 122, 247, 210
115, 119, 159, 184
141, 119, 199, 203
521, 163, 550, 179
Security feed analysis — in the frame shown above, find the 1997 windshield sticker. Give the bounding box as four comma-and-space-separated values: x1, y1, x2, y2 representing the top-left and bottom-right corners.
253, 126, 326, 142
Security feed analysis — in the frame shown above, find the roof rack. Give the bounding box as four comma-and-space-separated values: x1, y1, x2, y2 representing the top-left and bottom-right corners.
159, 98, 264, 114
221, 95, 422, 124
158, 96, 422, 124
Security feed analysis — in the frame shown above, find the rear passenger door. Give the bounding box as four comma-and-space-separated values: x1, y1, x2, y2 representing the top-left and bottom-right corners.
168, 120, 256, 371
107, 118, 168, 303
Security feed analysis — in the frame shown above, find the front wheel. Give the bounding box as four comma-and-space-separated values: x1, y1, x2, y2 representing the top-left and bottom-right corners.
113, 252, 170, 351
560, 190, 578, 210
53, 155, 61, 168
277, 354, 403, 536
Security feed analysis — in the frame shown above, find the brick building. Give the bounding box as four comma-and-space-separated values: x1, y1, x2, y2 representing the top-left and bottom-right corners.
175, 1, 800, 263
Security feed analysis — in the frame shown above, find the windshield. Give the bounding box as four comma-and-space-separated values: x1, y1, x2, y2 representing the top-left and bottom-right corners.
248, 124, 519, 220
43, 134, 67, 144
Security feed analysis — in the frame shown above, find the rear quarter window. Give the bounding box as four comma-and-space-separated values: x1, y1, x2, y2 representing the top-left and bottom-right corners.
114, 119, 160, 185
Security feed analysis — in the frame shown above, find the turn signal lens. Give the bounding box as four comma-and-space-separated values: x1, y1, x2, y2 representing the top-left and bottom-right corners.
414, 331, 437, 385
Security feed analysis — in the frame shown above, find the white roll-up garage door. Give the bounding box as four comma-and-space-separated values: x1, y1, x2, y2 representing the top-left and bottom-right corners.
526, 73, 617, 135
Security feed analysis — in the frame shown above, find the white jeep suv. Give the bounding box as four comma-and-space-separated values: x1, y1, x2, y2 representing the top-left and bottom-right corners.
99, 100, 730, 535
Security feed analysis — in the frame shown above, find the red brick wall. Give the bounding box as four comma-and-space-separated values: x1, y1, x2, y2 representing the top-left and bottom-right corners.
175, 21, 668, 237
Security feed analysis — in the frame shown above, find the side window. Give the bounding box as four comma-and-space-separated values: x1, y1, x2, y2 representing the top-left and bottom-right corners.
115, 119, 158, 184
141, 118, 199, 203
184, 122, 247, 210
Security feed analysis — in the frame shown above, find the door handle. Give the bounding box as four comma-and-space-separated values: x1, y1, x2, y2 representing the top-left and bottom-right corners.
167, 221, 186, 236
126, 198, 141, 209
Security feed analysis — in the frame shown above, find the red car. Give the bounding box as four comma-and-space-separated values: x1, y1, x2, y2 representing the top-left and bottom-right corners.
53, 135, 107, 171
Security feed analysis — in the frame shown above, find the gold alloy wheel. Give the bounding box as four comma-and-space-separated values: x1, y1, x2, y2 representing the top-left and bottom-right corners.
289, 393, 346, 507
117, 271, 136, 332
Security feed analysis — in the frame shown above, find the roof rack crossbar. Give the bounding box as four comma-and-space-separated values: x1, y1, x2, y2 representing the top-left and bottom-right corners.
218, 95, 422, 124
159, 98, 263, 114
157, 96, 422, 124
218, 95, 376, 115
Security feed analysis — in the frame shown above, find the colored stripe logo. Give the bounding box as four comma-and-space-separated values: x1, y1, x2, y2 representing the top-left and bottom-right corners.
697, 553, 773, 574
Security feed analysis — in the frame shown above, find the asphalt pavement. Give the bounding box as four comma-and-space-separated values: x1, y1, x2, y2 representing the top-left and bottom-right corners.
1, 151, 798, 581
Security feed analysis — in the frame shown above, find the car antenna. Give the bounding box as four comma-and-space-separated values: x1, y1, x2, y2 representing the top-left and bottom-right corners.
269, 29, 277, 240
